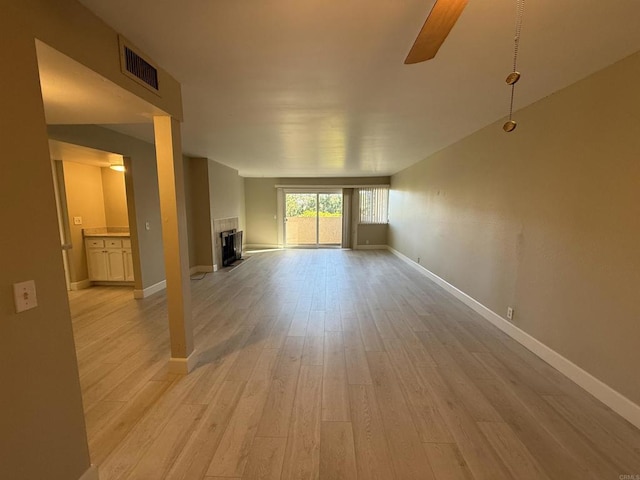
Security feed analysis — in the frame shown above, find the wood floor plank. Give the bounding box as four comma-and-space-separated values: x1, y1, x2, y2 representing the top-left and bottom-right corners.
242, 436, 287, 480
473, 377, 598, 480
419, 314, 492, 380
324, 311, 342, 332
383, 339, 454, 444
88, 380, 171, 465
225, 316, 277, 383
319, 421, 358, 480
478, 421, 551, 480
339, 311, 359, 331
474, 351, 623, 479
301, 335, 324, 366
385, 310, 436, 366
414, 364, 512, 480
322, 332, 350, 421
264, 310, 294, 349
391, 293, 430, 331
369, 304, 398, 339
82, 348, 165, 411
348, 385, 396, 480
423, 443, 474, 480
98, 372, 205, 480
343, 330, 373, 385
367, 351, 436, 480
281, 365, 323, 480
306, 310, 325, 336
185, 323, 255, 405
165, 380, 246, 480
288, 311, 309, 337
257, 337, 304, 437
356, 309, 385, 352
84, 400, 126, 440
542, 394, 640, 471
207, 348, 280, 477
126, 403, 204, 479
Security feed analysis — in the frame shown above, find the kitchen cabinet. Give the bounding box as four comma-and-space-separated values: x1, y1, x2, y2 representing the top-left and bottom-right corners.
85, 237, 134, 283
123, 245, 134, 282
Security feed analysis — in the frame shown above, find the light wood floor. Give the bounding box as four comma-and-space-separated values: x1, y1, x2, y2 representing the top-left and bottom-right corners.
69, 249, 640, 480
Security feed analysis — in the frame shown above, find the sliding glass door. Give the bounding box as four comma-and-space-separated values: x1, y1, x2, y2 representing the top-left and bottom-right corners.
285, 193, 318, 246
285, 191, 342, 247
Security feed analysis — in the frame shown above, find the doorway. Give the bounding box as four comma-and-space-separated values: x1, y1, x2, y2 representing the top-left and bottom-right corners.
285, 191, 343, 247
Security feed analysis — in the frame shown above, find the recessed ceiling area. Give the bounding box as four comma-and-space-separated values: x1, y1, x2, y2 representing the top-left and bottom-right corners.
36, 39, 165, 126
62, 1, 640, 177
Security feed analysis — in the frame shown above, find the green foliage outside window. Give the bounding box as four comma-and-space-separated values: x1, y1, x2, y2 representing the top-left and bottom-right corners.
286, 193, 342, 217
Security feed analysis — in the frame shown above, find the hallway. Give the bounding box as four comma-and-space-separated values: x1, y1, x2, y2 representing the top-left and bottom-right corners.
70, 249, 640, 479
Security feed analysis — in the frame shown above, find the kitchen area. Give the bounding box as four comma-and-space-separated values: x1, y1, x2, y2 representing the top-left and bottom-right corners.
50, 140, 135, 291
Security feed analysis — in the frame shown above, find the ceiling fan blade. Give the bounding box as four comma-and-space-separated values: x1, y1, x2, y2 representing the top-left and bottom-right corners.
405, 0, 469, 64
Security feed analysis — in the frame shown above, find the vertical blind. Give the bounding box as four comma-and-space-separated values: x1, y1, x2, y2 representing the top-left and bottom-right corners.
359, 187, 389, 224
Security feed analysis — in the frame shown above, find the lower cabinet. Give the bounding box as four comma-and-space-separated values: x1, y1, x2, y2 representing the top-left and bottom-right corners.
86, 237, 134, 283
87, 246, 110, 280
123, 247, 134, 282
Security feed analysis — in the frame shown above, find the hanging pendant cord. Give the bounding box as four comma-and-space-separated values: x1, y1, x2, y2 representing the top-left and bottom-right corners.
508, 0, 525, 123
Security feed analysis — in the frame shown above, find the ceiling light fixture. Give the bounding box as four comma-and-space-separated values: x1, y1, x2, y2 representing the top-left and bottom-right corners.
504, 0, 525, 133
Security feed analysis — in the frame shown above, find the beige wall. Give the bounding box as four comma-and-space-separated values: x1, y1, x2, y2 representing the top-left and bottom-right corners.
245, 177, 389, 247
62, 161, 107, 282
184, 157, 246, 268
209, 160, 246, 231
185, 157, 213, 267
209, 160, 246, 267
102, 166, 129, 227
1, 2, 182, 478
1, 6, 86, 480
245, 178, 279, 247
49, 125, 166, 291
389, 51, 640, 406
357, 223, 388, 246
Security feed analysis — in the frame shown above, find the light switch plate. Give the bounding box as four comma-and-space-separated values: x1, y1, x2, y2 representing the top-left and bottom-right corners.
13, 280, 38, 313
73, 216, 82, 225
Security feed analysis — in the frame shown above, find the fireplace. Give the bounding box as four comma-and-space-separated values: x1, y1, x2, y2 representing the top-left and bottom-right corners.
220, 229, 243, 267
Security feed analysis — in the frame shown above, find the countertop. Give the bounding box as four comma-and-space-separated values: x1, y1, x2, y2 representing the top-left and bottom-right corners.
83, 227, 130, 238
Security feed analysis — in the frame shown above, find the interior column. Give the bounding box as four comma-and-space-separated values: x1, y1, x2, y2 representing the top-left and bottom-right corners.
153, 115, 195, 373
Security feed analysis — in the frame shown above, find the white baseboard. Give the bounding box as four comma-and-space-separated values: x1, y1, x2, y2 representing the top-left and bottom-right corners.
70, 279, 91, 291
79, 465, 99, 480
245, 244, 282, 250
168, 350, 198, 374
355, 244, 387, 250
388, 246, 640, 430
133, 280, 167, 299
189, 265, 214, 275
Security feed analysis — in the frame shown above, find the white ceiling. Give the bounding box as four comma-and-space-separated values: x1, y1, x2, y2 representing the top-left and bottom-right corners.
63, 0, 640, 177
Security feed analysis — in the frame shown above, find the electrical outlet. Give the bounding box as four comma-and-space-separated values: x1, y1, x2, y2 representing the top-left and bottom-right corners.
73, 216, 82, 225
13, 280, 38, 313
145, 221, 150, 231
507, 307, 514, 320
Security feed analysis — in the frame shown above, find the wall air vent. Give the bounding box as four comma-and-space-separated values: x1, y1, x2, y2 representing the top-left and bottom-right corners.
118, 35, 161, 96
